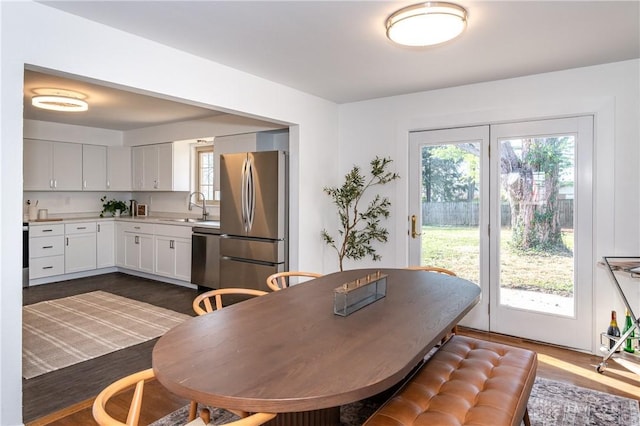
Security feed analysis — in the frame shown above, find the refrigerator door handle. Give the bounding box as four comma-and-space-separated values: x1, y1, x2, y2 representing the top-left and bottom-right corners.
241, 157, 249, 231
246, 156, 255, 232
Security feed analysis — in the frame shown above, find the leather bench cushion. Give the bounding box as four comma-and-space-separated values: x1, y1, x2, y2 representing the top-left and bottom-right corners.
364, 335, 537, 426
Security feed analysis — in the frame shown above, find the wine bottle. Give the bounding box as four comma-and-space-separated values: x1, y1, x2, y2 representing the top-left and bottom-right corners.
607, 310, 621, 352
624, 309, 635, 353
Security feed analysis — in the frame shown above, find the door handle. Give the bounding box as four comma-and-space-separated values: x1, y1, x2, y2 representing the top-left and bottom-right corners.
411, 215, 421, 239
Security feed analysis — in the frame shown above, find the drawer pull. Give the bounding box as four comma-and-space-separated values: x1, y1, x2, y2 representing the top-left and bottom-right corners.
42, 266, 53, 270
42, 229, 53, 233
42, 245, 53, 249
76, 226, 87, 230
134, 226, 141, 230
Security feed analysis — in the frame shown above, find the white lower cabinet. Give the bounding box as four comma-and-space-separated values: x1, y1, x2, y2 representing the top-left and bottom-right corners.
123, 230, 154, 273
33, 219, 195, 284
97, 221, 115, 268
29, 224, 65, 279
65, 222, 97, 274
154, 235, 191, 281
153, 224, 192, 281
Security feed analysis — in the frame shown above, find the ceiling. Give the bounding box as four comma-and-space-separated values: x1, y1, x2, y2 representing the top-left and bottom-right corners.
28, 1, 640, 130
24, 69, 226, 131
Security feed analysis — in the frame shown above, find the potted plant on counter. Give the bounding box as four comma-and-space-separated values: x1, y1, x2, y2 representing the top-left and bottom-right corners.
100, 196, 128, 217
321, 156, 400, 271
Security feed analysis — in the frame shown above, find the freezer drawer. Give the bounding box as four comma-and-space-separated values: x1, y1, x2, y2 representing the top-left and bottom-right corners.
220, 236, 285, 264
220, 256, 283, 293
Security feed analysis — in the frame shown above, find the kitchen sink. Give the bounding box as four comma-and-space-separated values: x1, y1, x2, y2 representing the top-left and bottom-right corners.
161, 218, 221, 227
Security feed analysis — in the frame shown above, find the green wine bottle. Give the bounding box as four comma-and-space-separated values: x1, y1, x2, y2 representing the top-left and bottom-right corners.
607, 310, 621, 352
624, 309, 635, 353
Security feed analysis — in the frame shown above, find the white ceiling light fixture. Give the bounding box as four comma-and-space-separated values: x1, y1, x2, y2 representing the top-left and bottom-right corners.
386, 2, 468, 47
31, 88, 89, 112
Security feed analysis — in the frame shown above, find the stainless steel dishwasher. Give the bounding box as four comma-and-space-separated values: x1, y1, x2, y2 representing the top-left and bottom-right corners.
191, 226, 221, 289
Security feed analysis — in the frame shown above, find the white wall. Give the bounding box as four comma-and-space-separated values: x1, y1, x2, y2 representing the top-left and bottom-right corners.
337, 59, 640, 353
1, 2, 338, 424
24, 119, 122, 146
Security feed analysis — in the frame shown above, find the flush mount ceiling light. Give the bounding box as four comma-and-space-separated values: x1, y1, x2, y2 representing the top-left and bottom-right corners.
386, 2, 467, 47
31, 88, 88, 112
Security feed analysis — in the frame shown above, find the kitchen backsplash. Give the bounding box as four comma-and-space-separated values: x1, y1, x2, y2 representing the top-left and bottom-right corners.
23, 191, 219, 220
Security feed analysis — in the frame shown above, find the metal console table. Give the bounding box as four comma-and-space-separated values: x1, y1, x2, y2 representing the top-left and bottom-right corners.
597, 256, 640, 373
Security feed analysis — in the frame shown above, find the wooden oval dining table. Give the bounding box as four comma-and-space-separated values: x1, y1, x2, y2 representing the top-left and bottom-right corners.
152, 268, 481, 426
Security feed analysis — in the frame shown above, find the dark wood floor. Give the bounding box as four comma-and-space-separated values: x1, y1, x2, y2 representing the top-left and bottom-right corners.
23, 273, 199, 424
24, 273, 640, 425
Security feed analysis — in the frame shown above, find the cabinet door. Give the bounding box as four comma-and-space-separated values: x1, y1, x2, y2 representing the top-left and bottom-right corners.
107, 146, 132, 191
97, 222, 115, 268
115, 222, 126, 267
53, 142, 82, 190
143, 145, 159, 190
132, 146, 145, 190
156, 144, 173, 190
154, 235, 175, 278
138, 234, 154, 273
83, 145, 107, 191
124, 232, 140, 269
24, 139, 54, 190
174, 238, 192, 281
65, 233, 97, 273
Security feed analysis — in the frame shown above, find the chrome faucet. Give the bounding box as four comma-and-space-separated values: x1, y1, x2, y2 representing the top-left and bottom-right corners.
188, 192, 208, 220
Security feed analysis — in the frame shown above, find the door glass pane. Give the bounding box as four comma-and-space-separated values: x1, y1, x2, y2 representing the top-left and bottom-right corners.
420, 143, 480, 284
498, 136, 575, 316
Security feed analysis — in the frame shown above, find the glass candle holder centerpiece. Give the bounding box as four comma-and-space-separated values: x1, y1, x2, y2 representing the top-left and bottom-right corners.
333, 271, 387, 316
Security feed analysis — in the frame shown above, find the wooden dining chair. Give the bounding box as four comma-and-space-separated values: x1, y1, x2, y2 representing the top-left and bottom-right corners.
266, 271, 322, 291
92, 368, 276, 426
192, 288, 268, 316
407, 265, 459, 339
191, 288, 269, 421
406, 265, 457, 276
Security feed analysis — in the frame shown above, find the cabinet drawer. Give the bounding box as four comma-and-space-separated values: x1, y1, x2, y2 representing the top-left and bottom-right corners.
30, 235, 65, 258
30, 255, 65, 278
154, 224, 193, 239
65, 222, 97, 234
29, 224, 64, 237
118, 222, 155, 234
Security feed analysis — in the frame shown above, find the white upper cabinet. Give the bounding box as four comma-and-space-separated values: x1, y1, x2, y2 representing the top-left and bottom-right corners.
132, 142, 189, 191
106, 146, 132, 191
24, 139, 82, 191
82, 144, 107, 191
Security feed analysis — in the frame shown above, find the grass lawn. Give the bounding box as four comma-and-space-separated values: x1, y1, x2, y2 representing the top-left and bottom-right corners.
421, 226, 574, 296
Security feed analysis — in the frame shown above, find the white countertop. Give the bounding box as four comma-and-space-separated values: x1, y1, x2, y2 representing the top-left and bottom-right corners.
27, 215, 220, 229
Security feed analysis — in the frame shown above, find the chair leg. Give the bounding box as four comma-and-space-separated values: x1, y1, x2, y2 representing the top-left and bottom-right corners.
188, 400, 198, 422
523, 407, 531, 426
200, 408, 211, 424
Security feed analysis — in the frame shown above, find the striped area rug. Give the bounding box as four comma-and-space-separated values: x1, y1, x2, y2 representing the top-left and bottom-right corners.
23, 291, 191, 379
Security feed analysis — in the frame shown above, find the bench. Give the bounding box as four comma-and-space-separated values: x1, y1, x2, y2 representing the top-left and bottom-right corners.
363, 335, 538, 426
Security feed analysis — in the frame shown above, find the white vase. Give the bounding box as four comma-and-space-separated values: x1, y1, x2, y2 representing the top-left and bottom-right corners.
114, 209, 121, 217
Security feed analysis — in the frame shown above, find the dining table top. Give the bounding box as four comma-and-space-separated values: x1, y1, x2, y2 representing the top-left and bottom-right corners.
152, 268, 481, 414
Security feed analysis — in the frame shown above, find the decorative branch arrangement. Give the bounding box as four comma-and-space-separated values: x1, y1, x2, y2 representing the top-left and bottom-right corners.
321, 156, 400, 271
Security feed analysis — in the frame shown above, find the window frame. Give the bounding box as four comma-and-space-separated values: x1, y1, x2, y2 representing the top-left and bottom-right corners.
195, 145, 217, 205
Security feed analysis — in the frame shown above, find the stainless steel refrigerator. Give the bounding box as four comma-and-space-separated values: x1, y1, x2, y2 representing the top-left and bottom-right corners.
219, 150, 288, 292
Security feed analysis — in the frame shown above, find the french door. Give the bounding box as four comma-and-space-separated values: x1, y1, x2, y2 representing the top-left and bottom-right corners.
408, 126, 489, 330
409, 116, 594, 351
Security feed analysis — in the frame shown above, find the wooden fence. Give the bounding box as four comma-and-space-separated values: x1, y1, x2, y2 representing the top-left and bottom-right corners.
422, 200, 573, 228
